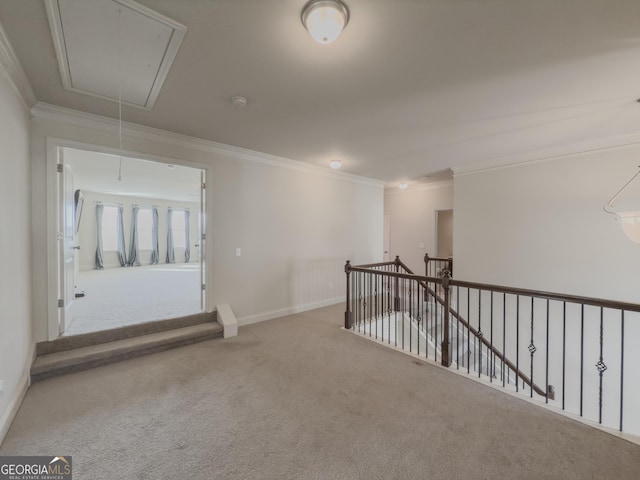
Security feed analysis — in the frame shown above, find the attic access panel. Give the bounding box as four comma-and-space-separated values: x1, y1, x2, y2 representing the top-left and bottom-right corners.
45, 0, 186, 110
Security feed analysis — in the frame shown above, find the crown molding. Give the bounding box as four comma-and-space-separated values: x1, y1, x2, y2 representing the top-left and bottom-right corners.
31, 102, 385, 189
0, 21, 36, 108
451, 132, 640, 178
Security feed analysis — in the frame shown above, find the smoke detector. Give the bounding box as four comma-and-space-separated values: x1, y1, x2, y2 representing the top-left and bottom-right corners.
231, 96, 248, 109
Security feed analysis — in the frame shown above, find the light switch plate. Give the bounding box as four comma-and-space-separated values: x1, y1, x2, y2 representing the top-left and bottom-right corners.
235, 248, 241, 257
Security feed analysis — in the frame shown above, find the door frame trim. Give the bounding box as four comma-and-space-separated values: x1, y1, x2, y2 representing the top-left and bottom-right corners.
45, 136, 211, 340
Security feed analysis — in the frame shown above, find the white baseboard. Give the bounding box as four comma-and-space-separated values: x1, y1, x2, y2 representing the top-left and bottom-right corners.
0, 344, 34, 447
238, 296, 345, 327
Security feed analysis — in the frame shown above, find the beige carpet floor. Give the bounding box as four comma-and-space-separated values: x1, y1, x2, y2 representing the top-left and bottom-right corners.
66, 263, 202, 336
2, 304, 640, 479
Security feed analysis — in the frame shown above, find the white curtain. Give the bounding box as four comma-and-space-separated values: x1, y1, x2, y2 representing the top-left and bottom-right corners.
184, 209, 191, 263
116, 205, 127, 266
127, 206, 140, 266
150, 207, 159, 265
166, 207, 175, 264
95, 203, 104, 269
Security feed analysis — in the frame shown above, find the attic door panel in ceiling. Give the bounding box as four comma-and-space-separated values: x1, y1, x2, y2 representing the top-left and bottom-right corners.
47, 0, 186, 109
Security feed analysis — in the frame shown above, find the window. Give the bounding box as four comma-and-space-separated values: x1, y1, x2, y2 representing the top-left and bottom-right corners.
171, 210, 187, 249
101, 206, 119, 251
137, 208, 153, 250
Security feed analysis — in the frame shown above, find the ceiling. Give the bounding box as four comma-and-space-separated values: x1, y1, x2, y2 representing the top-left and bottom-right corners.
3, 0, 640, 185
64, 147, 202, 202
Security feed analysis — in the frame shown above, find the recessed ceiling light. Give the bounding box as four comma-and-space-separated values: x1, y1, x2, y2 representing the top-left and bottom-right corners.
329, 160, 342, 169
231, 95, 248, 108
398, 183, 409, 190
167, 164, 175, 169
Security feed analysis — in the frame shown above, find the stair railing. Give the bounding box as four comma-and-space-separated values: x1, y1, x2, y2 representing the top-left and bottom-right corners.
344, 255, 640, 435
424, 253, 453, 278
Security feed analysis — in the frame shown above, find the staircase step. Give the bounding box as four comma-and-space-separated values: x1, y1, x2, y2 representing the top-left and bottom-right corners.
37, 311, 217, 355
31, 322, 223, 382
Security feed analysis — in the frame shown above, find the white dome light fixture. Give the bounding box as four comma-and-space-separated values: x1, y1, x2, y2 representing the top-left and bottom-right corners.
329, 160, 342, 169
398, 183, 409, 190
301, 0, 350, 44
604, 165, 640, 244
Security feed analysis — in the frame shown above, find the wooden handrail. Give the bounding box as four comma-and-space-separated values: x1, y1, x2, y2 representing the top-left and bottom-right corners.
348, 264, 640, 314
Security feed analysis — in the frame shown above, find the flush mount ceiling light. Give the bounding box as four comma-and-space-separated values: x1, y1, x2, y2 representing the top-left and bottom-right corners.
604, 166, 640, 244
398, 183, 409, 190
329, 160, 342, 169
301, 0, 350, 44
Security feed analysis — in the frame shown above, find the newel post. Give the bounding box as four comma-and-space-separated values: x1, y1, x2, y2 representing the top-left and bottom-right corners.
441, 270, 452, 367
344, 260, 353, 329
448, 256, 453, 277
424, 253, 430, 277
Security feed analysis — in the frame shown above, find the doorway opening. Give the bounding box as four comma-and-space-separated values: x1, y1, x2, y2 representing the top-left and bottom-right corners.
57, 147, 205, 337
435, 209, 453, 258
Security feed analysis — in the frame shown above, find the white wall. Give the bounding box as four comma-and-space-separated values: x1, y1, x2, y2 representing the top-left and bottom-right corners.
454, 147, 640, 303
454, 153, 640, 434
30, 107, 384, 341
0, 54, 32, 442
384, 182, 453, 273
77, 191, 199, 271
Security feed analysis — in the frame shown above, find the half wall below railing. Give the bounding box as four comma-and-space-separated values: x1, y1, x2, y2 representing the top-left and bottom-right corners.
344, 256, 640, 436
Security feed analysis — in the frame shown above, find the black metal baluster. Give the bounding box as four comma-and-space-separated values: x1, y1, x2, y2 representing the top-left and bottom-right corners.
580, 304, 584, 417
456, 286, 460, 370
361, 271, 365, 334
417, 280, 421, 356
490, 292, 494, 382
394, 272, 398, 347
596, 307, 606, 425
467, 288, 471, 374
432, 279, 436, 360
434, 280, 438, 362
379, 272, 383, 340
545, 299, 549, 404
356, 271, 359, 329
529, 297, 536, 398
380, 272, 384, 340
502, 293, 506, 386
425, 282, 429, 358
355, 272, 360, 332
368, 272, 372, 337
387, 265, 392, 345
562, 302, 566, 411
516, 295, 520, 393
478, 290, 483, 378
409, 281, 413, 353
374, 272, 379, 340
402, 277, 405, 350
620, 310, 625, 432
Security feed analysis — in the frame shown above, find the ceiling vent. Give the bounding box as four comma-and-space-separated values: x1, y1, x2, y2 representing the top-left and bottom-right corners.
44, 0, 186, 110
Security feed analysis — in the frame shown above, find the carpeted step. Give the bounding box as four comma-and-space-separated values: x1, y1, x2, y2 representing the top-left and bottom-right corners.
31, 322, 223, 382
37, 311, 218, 356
